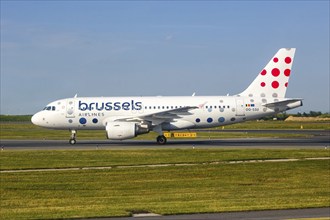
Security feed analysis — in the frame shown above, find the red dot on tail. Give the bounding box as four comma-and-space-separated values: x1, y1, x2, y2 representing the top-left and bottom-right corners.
272, 81, 279, 89
271, 68, 280, 77
260, 69, 267, 75
273, 57, 278, 63
285, 82, 288, 87
285, 57, 292, 64
261, 82, 266, 87
284, 69, 291, 77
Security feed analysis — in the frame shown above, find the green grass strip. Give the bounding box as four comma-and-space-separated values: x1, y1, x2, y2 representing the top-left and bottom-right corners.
1, 149, 329, 170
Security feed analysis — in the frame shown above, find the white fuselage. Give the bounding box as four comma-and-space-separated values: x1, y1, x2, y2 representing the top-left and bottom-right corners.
31, 95, 298, 131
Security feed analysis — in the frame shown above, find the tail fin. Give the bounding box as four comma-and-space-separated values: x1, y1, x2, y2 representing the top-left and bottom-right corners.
239, 48, 296, 98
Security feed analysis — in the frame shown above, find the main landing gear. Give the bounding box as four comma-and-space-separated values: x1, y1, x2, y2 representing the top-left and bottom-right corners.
153, 125, 167, 145
156, 135, 167, 145
69, 129, 77, 145
68, 130, 166, 145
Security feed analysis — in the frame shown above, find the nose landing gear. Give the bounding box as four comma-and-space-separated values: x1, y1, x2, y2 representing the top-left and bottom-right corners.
69, 130, 77, 145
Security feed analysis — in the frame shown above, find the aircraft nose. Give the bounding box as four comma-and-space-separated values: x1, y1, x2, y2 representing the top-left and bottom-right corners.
31, 112, 42, 126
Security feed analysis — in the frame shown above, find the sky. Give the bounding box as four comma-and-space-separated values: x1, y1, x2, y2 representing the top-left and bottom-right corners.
1, 1, 329, 115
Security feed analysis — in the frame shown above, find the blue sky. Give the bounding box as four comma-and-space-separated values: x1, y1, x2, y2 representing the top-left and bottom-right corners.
1, 1, 329, 114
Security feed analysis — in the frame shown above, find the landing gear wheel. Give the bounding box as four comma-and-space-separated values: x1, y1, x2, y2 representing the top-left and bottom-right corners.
69, 138, 76, 145
156, 135, 167, 145
69, 130, 77, 145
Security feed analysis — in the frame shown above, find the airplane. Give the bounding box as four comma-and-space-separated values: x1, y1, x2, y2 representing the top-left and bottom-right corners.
31, 48, 303, 145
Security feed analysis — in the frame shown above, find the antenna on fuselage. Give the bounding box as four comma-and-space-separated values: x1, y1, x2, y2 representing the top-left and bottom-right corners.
74, 94, 78, 98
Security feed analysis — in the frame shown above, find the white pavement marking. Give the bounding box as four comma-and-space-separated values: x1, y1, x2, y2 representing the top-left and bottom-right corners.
132, 213, 161, 218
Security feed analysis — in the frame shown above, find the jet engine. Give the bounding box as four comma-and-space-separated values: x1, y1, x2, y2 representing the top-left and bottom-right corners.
105, 121, 149, 140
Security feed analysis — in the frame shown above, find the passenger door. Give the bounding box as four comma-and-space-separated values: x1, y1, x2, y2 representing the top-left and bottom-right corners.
66, 99, 75, 118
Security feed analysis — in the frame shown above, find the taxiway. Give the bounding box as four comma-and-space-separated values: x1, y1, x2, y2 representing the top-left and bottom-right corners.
1, 135, 329, 150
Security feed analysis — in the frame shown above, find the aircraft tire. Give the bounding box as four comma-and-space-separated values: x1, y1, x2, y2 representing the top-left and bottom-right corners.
69, 139, 76, 145
156, 135, 167, 145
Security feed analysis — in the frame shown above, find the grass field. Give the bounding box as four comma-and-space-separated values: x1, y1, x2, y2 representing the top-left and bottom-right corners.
1, 120, 329, 140
1, 149, 329, 219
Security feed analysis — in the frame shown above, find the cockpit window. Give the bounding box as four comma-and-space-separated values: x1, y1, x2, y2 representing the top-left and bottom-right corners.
43, 106, 56, 111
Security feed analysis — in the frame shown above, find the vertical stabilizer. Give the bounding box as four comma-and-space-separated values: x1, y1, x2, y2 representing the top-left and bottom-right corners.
239, 48, 296, 98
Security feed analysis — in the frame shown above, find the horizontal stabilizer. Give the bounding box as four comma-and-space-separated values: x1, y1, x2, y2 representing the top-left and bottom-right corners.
263, 99, 303, 111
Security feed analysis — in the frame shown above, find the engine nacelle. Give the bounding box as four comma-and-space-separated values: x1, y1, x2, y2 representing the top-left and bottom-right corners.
105, 122, 149, 140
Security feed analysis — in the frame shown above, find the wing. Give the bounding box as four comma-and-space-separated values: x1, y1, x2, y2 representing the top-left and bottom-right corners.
104, 106, 198, 126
